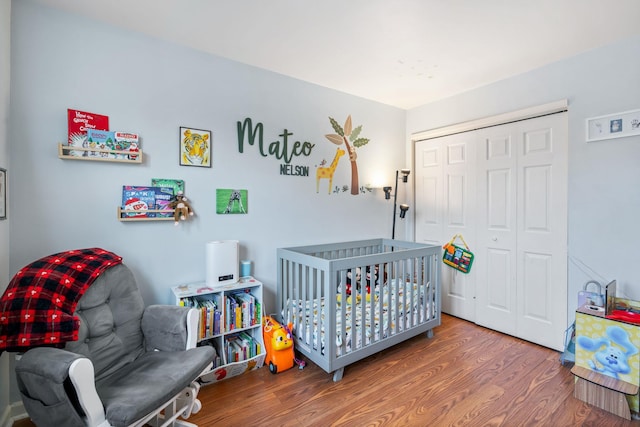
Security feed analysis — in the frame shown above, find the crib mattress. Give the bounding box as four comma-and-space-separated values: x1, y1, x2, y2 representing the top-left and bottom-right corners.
286, 279, 433, 356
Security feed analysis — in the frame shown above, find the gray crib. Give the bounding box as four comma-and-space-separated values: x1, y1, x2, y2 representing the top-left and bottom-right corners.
276, 238, 441, 381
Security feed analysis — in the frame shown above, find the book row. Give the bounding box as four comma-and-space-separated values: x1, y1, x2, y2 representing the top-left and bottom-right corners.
121, 179, 184, 218
179, 290, 261, 340
67, 108, 140, 159
225, 331, 262, 363
225, 291, 261, 332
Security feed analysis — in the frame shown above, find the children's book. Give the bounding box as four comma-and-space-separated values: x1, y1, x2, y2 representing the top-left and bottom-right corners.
154, 187, 175, 218
114, 132, 140, 160
151, 179, 184, 196
67, 109, 109, 157
121, 186, 158, 218
86, 129, 115, 158
213, 310, 221, 336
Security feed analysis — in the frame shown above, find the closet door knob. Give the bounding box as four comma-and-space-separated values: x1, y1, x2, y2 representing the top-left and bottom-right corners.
492, 236, 498, 241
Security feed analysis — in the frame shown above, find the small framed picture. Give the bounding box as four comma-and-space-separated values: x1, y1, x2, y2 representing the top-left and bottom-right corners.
0, 168, 6, 220
216, 189, 248, 214
179, 126, 211, 167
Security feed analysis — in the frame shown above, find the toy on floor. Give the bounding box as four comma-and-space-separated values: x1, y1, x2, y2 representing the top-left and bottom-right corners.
263, 315, 296, 374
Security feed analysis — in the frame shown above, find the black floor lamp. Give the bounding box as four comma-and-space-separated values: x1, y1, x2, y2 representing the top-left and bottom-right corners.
383, 169, 410, 240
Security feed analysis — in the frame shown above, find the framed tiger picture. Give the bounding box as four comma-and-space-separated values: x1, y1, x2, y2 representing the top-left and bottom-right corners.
179, 126, 211, 167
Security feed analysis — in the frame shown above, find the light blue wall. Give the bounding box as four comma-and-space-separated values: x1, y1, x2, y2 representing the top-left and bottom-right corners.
8, 0, 406, 314
407, 35, 640, 321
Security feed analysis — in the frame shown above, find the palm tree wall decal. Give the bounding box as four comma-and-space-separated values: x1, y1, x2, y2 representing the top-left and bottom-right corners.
325, 115, 370, 195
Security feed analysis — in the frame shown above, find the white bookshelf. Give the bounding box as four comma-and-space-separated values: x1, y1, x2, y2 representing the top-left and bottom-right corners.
171, 277, 265, 383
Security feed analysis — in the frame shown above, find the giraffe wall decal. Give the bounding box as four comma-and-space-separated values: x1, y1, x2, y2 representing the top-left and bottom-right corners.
316, 148, 345, 194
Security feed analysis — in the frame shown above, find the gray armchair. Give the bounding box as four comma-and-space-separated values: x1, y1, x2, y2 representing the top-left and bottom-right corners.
14, 263, 215, 427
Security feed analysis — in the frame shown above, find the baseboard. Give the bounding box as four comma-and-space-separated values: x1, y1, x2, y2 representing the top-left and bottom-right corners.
0, 403, 9, 427
1, 401, 26, 427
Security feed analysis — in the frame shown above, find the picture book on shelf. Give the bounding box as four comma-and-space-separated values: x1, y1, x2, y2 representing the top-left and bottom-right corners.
114, 132, 140, 160
67, 109, 109, 157
86, 129, 115, 158
121, 186, 158, 218
154, 187, 175, 218
151, 178, 184, 196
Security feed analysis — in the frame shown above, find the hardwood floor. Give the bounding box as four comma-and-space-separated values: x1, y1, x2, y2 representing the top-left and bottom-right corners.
13, 314, 640, 426
189, 314, 639, 426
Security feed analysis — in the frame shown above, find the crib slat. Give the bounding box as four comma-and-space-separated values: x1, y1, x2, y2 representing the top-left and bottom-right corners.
358, 264, 365, 352
376, 263, 382, 346
313, 267, 320, 353
336, 269, 344, 357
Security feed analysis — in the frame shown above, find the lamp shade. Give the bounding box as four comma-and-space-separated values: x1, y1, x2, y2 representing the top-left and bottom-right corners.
399, 204, 409, 218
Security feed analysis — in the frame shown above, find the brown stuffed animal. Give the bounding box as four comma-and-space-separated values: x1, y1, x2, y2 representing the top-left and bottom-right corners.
169, 191, 194, 225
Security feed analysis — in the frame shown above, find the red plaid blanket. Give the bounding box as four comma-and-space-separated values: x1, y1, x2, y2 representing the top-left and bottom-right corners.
0, 248, 122, 353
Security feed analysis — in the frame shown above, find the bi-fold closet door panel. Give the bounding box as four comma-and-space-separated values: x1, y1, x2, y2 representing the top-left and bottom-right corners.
415, 112, 567, 351
415, 132, 477, 322
518, 114, 567, 350
474, 125, 518, 337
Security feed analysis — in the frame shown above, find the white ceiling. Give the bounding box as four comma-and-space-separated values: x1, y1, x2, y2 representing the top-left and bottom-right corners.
28, 0, 640, 109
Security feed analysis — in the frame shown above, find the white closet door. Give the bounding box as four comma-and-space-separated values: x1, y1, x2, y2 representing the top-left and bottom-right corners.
475, 126, 519, 336
476, 113, 567, 351
415, 139, 442, 247
415, 133, 476, 321
415, 111, 567, 351
516, 114, 568, 350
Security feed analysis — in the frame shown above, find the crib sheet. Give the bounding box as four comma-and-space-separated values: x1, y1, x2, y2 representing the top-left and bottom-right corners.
287, 279, 432, 356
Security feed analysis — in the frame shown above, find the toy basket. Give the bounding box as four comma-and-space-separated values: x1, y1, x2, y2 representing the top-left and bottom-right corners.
442, 234, 474, 274
577, 280, 604, 311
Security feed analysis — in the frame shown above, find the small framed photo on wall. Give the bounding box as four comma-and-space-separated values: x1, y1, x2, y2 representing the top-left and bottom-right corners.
0, 168, 6, 220
179, 126, 212, 167
216, 189, 248, 214
586, 109, 640, 142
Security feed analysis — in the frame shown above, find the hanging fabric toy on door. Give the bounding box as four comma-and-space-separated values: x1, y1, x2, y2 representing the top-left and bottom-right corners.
442, 234, 475, 274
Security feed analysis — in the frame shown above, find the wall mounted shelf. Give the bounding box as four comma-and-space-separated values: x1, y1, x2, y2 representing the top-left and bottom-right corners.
117, 207, 175, 222
58, 143, 143, 164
